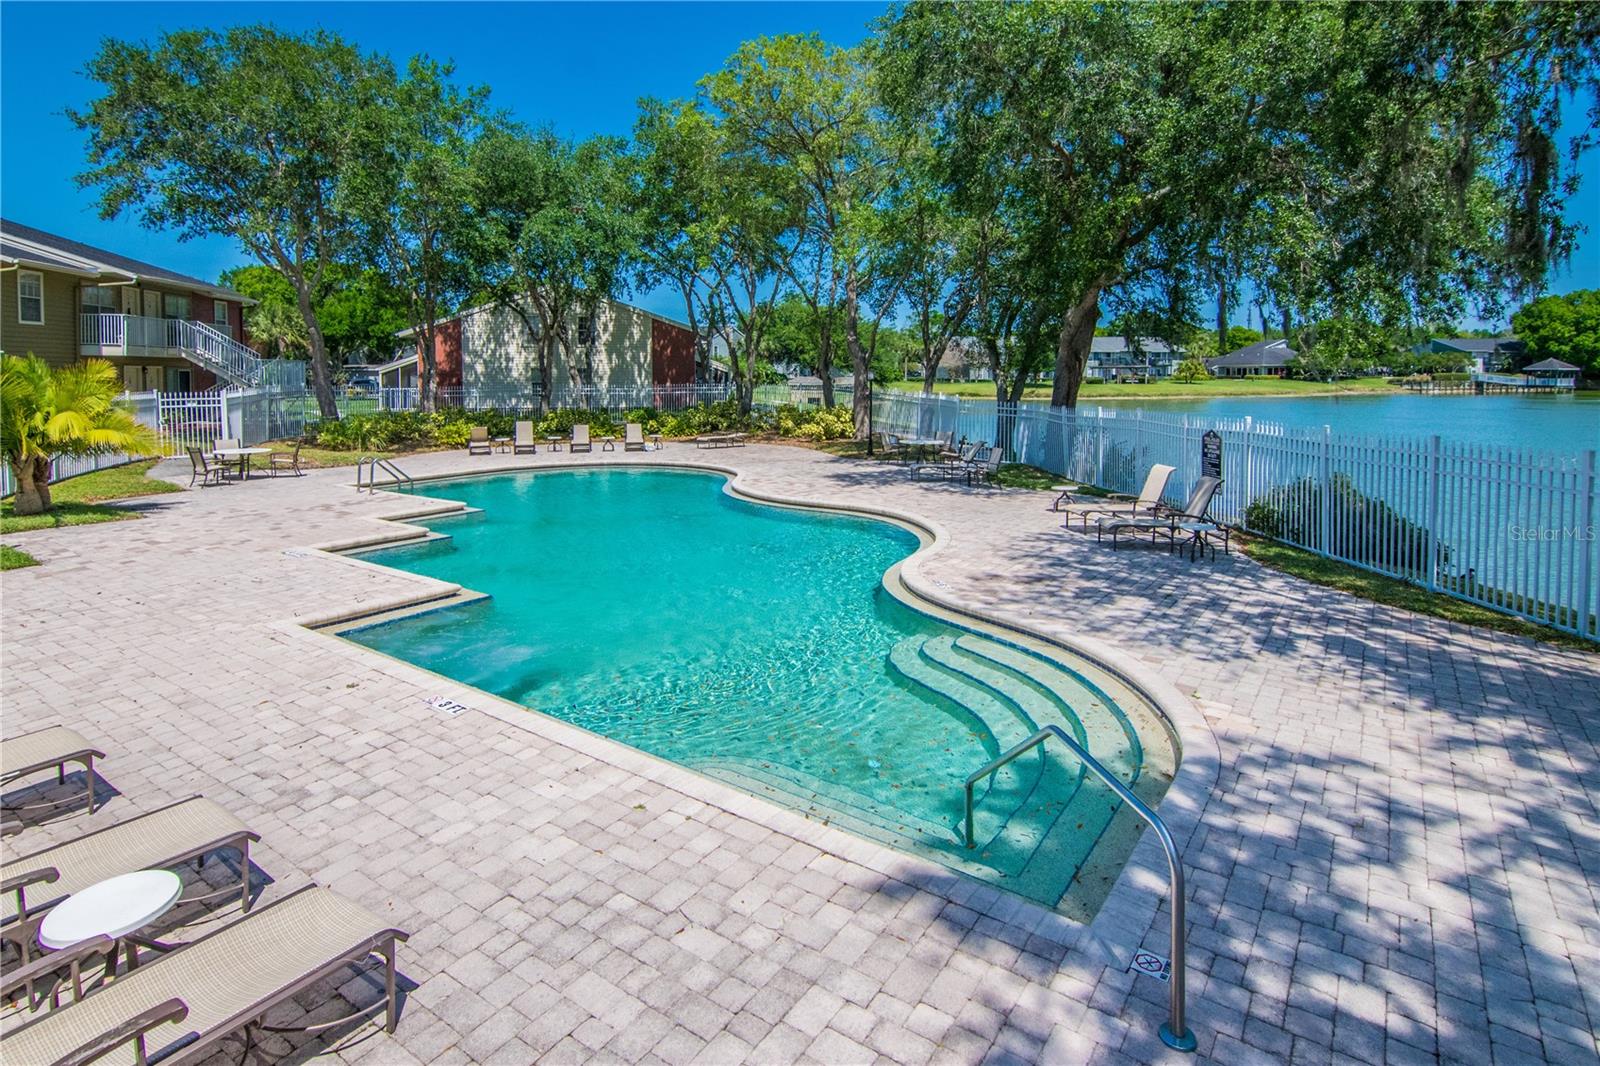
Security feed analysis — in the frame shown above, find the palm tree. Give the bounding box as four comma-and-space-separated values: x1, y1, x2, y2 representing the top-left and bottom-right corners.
1, 355, 158, 516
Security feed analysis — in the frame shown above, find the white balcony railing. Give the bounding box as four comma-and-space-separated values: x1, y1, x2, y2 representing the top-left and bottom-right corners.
79, 313, 276, 388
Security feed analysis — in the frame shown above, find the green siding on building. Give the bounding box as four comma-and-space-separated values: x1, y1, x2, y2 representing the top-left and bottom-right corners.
0, 267, 78, 366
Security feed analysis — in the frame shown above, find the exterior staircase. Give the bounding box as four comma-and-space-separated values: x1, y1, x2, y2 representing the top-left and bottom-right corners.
80, 313, 304, 390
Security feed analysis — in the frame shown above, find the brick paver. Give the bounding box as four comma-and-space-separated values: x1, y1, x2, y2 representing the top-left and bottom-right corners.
1, 443, 1595, 1065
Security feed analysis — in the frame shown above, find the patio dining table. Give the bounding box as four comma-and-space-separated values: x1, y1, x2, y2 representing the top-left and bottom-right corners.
899, 437, 946, 463
212, 447, 271, 480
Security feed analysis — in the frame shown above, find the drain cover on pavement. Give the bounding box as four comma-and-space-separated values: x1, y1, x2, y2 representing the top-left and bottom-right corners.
1128, 950, 1171, 982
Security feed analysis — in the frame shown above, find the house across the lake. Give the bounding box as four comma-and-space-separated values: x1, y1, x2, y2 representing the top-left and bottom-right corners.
1085, 337, 1181, 382
1521, 357, 1581, 383
1206, 338, 1297, 378
395, 296, 703, 397
0, 218, 300, 392
1417, 336, 1526, 374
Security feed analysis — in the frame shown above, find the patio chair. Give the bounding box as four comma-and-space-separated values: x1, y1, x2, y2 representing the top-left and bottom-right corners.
911, 441, 977, 481
268, 439, 304, 478
211, 438, 246, 479
2, 796, 259, 945
1097, 476, 1226, 557
1064, 464, 1176, 531
513, 420, 538, 455
186, 447, 227, 488
467, 426, 492, 456
1, 726, 105, 819
624, 423, 646, 451
571, 424, 593, 453
965, 444, 1005, 486
876, 433, 908, 463
0, 885, 409, 1065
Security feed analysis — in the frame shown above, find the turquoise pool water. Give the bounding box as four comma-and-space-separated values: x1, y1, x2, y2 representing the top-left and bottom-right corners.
345, 468, 1175, 916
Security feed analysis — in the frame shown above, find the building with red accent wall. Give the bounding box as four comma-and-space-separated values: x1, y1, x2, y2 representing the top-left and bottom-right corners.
391, 296, 704, 395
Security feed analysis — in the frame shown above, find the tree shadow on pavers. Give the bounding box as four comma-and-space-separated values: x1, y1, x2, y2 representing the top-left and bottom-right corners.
1, 769, 119, 832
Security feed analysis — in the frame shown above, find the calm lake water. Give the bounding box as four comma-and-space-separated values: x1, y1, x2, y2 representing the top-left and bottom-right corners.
1091, 392, 1599, 455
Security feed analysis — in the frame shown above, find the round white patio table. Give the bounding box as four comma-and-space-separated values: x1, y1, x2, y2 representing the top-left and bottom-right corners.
899, 437, 945, 463
212, 446, 271, 480
39, 869, 183, 971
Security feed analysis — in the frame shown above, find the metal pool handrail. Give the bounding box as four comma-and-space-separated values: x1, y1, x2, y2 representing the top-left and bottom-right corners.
963, 724, 1197, 1053
357, 456, 414, 493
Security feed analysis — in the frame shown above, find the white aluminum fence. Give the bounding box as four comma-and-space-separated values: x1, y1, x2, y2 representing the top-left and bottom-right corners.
0, 452, 139, 499
870, 392, 1599, 641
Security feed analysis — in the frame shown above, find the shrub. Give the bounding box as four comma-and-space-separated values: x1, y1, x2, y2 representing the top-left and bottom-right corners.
1246, 473, 1447, 573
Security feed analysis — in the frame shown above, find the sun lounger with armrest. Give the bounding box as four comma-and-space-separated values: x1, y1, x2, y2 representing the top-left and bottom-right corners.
1, 726, 105, 818
571, 424, 593, 453
0, 884, 409, 1066
467, 426, 492, 455
625, 423, 646, 451
513, 421, 537, 454
1097, 476, 1226, 557
2, 796, 259, 934
1064, 464, 1176, 531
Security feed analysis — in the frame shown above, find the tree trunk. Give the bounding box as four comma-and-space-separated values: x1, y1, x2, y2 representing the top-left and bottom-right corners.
844, 268, 871, 440
292, 279, 339, 419
418, 323, 437, 414
1050, 286, 1105, 409
1216, 269, 1229, 355
9, 457, 52, 516
818, 314, 836, 410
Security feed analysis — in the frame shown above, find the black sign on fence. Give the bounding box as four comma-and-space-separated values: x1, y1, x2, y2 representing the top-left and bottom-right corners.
1201, 430, 1223, 479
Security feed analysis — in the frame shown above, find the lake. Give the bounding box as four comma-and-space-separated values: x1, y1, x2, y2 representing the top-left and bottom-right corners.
1089, 391, 1599, 456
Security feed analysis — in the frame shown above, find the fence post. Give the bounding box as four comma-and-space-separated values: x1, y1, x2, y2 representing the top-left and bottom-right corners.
219, 391, 230, 447
1319, 425, 1332, 556
1425, 435, 1441, 591
1580, 449, 1597, 639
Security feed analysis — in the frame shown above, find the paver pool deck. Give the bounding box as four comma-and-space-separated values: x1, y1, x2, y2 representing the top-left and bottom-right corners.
1, 444, 1596, 1066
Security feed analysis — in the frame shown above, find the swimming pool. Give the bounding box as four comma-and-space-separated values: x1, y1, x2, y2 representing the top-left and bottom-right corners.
342, 468, 1178, 919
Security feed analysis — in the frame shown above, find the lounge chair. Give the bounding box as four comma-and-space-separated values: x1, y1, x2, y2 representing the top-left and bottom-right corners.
2, 726, 104, 818
1065, 463, 1176, 531
2, 796, 258, 943
186, 448, 227, 488
571, 424, 593, 453
513, 420, 538, 455
911, 441, 977, 481
0, 885, 409, 1065
965, 445, 1006, 486
268, 439, 304, 478
1097, 476, 1226, 558
467, 426, 492, 456
624, 423, 646, 451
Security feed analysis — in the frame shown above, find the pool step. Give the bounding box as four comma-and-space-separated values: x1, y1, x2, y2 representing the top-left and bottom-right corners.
947, 636, 1142, 898
886, 638, 1042, 831
694, 755, 959, 844
952, 636, 1142, 781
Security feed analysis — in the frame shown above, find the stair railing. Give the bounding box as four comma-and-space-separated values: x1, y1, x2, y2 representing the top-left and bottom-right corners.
964, 724, 1197, 1053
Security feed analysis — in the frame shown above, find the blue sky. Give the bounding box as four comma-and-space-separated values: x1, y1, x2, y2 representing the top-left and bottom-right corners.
2, 1, 1595, 330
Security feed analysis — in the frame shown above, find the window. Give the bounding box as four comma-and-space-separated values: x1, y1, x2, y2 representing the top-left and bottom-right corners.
576, 314, 595, 345
213, 299, 230, 327
162, 292, 190, 320
81, 285, 118, 315
17, 271, 43, 324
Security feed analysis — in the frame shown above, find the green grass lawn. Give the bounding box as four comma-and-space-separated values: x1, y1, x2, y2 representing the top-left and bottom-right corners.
1, 459, 181, 534
257, 441, 397, 468
0, 544, 39, 570
888, 376, 1399, 401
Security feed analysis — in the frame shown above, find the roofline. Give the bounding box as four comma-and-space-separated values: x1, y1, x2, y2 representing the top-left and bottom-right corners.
0, 227, 254, 305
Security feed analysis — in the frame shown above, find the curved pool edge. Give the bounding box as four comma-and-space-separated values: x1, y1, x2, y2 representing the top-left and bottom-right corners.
307, 456, 1222, 963
714, 462, 1223, 970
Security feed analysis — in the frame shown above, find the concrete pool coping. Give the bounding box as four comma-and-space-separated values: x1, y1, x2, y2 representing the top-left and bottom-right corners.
295, 457, 1222, 973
